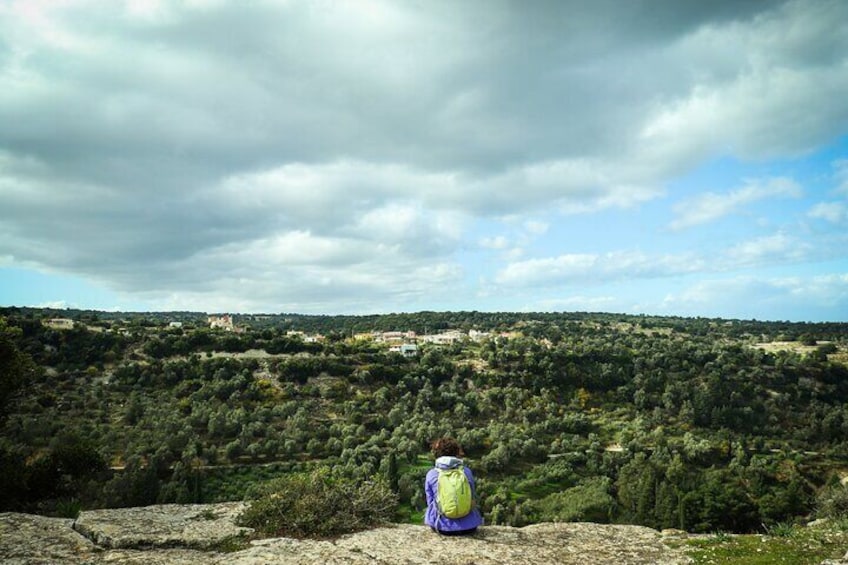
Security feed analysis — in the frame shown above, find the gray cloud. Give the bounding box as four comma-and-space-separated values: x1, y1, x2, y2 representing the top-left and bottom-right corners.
1, 0, 846, 312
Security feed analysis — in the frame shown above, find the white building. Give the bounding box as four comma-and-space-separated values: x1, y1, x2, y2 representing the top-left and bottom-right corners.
208, 314, 234, 331
389, 343, 418, 357
44, 318, 74, 330
421, 330, 464, 345
287, 330, 324, 343
468, 329, 490, 341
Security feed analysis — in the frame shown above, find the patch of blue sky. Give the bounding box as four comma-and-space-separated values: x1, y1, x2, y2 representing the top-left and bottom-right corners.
454, 140, 847, 321
512, 272, 842, 323
0, 267, 147, 312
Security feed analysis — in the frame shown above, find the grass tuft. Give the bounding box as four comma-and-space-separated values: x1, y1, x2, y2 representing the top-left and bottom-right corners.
687, 521, 848, 564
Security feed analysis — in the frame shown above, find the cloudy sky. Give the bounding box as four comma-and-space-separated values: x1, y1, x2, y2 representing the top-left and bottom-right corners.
1, 0, 847, 321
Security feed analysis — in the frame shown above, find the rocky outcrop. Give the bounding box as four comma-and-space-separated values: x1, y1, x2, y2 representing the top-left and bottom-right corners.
822, 551, 848, 565
0, 502, 696, 564
0, 512, 97, 564
73, 502, 250, 550
229, 522, 693, 564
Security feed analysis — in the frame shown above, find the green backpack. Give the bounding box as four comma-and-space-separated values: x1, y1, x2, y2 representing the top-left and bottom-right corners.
436, 466, 473, 519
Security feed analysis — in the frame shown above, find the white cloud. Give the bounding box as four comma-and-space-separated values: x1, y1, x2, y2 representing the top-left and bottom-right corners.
660, 273, 848, 320
806, 159, 848, 226
496, 254, 597, 286
641, 1, 848, 165
774, 273, 848, 305
535, 295, 618, 311
35, 300, 74, 309
140, 245, 466, 314
523, 220, 549, 236
724, 233, 813, 266
670, 177, 803, 230
479, 236, 509, 250
352, 203, 464, 255
493, 229, 845, 291
834, 159, 848, 196
214, 231, 371, 267
495, 251, 704, 287
503, 247, 525, 261
478, 219, 548, 255
809, 202, 848, 224
0, 1, 847, 315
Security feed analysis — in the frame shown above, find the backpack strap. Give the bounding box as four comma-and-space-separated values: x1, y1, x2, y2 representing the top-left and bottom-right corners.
435, 467, 448, 518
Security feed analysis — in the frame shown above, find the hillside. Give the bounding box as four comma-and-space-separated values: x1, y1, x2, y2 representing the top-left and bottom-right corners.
2, 308, 848, 536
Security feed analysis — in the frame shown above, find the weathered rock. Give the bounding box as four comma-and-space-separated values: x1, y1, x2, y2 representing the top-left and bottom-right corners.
1, 503, 693, 564
73, 502, 251, 550
820, 549, 848, 565
93, 548, 223, 565
226, 523, 692, 565
0, 511, 99, 564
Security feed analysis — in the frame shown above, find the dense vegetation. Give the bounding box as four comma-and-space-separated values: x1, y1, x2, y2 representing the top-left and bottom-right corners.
1, 306, 847, 535
238, 467, 397, 538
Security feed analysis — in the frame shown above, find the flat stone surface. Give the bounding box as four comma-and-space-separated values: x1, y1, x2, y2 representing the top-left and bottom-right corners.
322, 523, 691, 565
0, 511, 99, 564
95, 548, 222, 565
73, 502, 251, 550
1, 503, 696, 564
224, 522, 693, 564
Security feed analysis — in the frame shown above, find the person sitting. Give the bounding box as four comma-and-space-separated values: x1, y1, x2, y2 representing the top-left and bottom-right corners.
424, 437, 483, 535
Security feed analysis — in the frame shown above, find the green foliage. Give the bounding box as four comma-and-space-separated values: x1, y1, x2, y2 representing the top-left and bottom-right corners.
817, 343, 838, 355
1, 308, 847, 534
528, 476, 615, 523
101, 456, 166, 508
238, 467, 398, 538
816, 484, 848, 520
686, 522, 848, 564
55, 498, 82, 519
0, 318, 37, 416
26, 432, 107, 508
197, 462, 299, 503
763, 521, 795, 537
0, 446, 28, 510
799, 334, 818, 346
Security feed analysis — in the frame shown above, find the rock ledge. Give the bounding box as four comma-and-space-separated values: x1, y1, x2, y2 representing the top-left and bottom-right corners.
0, 502, 693, 564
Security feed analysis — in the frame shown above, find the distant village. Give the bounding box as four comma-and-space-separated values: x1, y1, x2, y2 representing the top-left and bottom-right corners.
205, 315, 507, 357
41, 313, 520, 358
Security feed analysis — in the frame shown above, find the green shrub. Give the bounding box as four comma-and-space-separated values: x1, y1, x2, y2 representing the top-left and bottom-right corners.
238, 467, 397, 538
529, 476, 615, 523
763, 521, 796, 537
817, 343, 838, 355
55, 498, 82, 519
816, 484, 848, 520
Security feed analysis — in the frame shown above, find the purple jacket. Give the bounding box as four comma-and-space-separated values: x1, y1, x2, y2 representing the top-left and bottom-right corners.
424, 456, 484, 532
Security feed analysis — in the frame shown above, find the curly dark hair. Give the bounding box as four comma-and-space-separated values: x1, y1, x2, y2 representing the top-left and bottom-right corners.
431, 437, 464, 458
